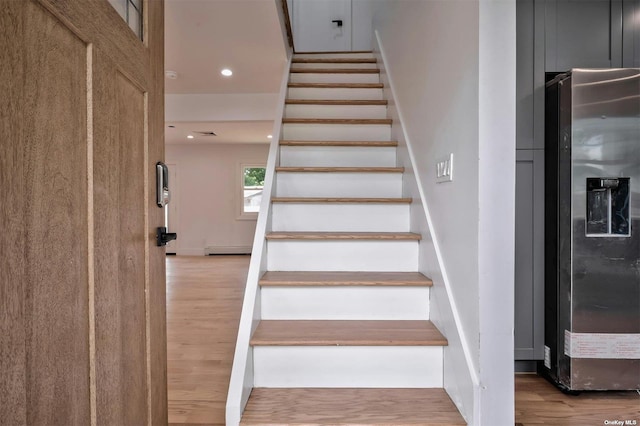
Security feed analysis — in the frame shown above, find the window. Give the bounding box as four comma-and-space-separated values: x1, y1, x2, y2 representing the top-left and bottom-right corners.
108, 0, 143, 40
240, 165, 266, 219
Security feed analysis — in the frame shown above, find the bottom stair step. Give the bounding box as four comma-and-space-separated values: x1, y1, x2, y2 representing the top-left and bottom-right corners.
240, 388, 466, 425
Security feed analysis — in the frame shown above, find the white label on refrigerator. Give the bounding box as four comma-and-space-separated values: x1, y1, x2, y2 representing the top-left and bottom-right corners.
564, 331, 640, 359
544, 345, 551, 369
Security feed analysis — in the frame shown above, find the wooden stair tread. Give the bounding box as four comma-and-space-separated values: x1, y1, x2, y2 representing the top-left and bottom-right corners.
282, 118, 391, 125
275, 166, 403, 173
259, 271, 432, 287
294, 50, 373, 54
265, 232, 421, 241
290, 68, 380, 74
241, 388, 466, 425
288, 82, 383, 89
285, 99, 388, 105
271, 197, 412, 204
280, 140, 397, 147
292, 57, 377, 63
250, 320, 447, 346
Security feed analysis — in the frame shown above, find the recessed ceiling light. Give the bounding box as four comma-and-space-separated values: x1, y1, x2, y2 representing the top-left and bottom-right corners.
267, 135, 273, 139
221, 68, 233, 77
187, 135, 194, 139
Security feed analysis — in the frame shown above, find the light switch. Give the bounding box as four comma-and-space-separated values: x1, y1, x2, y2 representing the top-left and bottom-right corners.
436, 153, 453, 183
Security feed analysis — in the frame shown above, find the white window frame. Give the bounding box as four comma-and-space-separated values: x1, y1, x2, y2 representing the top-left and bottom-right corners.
237, 163, 266, 221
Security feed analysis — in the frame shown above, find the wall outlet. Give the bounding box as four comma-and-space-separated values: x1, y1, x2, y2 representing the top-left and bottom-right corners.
436, 153, 453, 183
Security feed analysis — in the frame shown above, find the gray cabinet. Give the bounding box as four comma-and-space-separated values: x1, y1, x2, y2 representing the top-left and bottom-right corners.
514, 151, 545, 360
623, 0, 640, 67
545, 0, 623, 72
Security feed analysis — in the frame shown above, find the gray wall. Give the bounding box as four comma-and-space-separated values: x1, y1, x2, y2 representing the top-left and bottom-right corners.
515, 0, 640, 366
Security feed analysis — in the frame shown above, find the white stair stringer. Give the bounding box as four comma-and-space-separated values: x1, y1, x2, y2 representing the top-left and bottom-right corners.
253, 346, 443, 388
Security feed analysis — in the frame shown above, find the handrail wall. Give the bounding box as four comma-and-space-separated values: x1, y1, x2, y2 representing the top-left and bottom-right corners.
374, 30, 481, 425
276, 0, 295, 53
225, 53, 292, 426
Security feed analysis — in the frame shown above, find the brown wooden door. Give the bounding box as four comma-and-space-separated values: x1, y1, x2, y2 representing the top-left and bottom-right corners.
0, 0, 167, 424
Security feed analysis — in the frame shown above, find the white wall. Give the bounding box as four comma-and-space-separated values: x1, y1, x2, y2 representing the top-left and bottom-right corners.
165, 143, 270, 255
352, 0, 374, 51
165, 93, 279, 122
287, 0, 374, 51
477, 1, 516, 424
372, 0, 515, 424
373, 0, 481, 373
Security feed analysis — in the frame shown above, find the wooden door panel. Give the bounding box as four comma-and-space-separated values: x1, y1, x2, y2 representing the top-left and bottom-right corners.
38, 0, 150, 87
0, 2, 27, 424
147, 3, 168, 422
94, 55, 149, 425
0, 0, 166, 424
24, 1, 91, 424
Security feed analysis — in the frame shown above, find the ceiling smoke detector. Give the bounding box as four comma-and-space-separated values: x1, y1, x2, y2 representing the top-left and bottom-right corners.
165, 70, 178, 79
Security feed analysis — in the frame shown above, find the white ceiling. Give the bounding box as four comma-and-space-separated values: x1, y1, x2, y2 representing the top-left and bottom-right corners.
164, 0, 288, 145
165, 121, 274, 145
165, 0, 287, 95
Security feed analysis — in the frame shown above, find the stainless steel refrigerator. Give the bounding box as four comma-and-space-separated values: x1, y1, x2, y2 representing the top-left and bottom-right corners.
543, 68, 640, 391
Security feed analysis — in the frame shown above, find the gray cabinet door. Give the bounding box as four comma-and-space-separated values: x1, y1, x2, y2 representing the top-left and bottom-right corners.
545, 0, 623, 72
623, 0, 640, 67
515, 150, 545, 360
517, 0, 546, 150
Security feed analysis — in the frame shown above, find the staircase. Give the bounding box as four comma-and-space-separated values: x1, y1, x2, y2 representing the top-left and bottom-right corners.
238, 52, 466, 425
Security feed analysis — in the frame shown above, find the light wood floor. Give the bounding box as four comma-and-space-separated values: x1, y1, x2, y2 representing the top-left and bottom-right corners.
166, 255, 639, 425
515, 373, 640, 425
167, 255, 249, 426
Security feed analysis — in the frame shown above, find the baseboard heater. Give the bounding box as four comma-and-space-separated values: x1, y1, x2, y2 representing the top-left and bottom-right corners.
205, 246, 252, 255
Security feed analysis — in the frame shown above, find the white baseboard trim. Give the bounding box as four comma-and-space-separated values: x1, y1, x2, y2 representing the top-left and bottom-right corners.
205, 246, 252, 255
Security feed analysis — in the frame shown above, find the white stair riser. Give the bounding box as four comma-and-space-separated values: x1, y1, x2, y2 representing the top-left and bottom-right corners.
292, 62, 378, 69
253, 346, 443, 388
283, 123, 390, 141
272, 204, 409, 232
287, 87, 383, 100
294, 53, 375, 60
289, 73, 380, 84
284, 104, 387, 119
279, 145, 396, 167
261, 286, 430, 320
276, 172, 402, 198
266, 240, 418, 272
